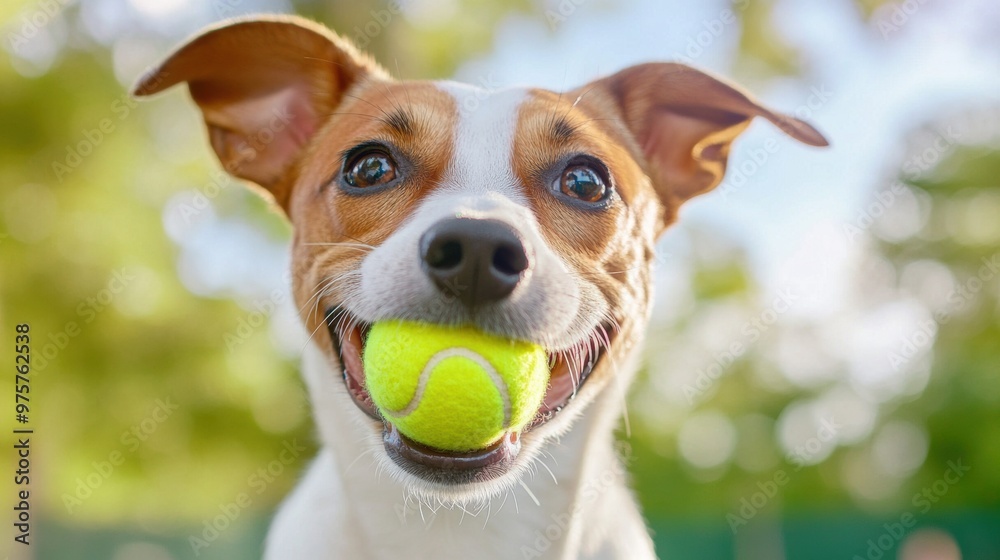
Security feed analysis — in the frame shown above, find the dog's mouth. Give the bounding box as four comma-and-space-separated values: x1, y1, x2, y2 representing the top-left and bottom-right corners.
326, 309, 610, 485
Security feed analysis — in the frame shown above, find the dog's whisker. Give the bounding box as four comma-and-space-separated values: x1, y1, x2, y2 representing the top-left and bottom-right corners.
378, 79, 411, 129
297, 269, 361, 322
323, 110, 384, 123
299, 307, 339, 354
341, 92, 399, 129
572, 345, 584, 396
538, 456, 559, 485
301, 241, 376, 250
333, 305, 354, 336
392, 58, 415, 117
399, 494, 413, 525
298, 275, 342, 320
574, 261, 652, 279
544, 87, 567, 140
454, 500, 474, 522
519, 480, 541, 508
481, 497, 493, 529
541, 448, 560, 468
491, 491, 510, 526
571, 83, 600, 108
474, 500, 489, 518
297, 277, 334, 321
342, 447, 377, 476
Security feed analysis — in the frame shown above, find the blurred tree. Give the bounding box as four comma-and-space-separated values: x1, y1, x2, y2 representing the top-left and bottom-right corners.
872, 117, 1000, 508
626, 108, 1000, 555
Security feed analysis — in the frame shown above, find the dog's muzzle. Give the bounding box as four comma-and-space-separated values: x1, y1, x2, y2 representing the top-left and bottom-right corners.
325, 216, 611, 484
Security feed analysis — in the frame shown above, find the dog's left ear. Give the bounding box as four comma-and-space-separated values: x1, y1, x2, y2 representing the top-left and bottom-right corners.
132, 16, 387, 209
578, 63, 828, 217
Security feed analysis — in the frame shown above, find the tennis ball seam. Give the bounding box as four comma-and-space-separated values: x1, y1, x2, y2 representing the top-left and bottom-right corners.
383, 348, 512, 428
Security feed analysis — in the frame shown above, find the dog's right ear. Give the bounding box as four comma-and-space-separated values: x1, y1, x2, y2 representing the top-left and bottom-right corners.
132, 16, 386, 208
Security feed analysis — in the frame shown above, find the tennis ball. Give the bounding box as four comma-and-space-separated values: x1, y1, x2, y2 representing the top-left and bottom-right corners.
363, 320, 549, 452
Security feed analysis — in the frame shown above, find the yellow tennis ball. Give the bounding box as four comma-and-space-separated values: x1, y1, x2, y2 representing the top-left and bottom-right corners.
363, 320, 549, 452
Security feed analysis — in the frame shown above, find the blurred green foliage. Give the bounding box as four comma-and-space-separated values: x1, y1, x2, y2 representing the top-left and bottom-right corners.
630, 135, 1000, 516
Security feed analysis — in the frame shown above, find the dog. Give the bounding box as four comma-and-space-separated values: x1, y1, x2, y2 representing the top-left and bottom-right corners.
134, 14, 826, 559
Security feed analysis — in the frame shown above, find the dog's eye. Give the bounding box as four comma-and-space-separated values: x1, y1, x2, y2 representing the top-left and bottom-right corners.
344, 151, 397, 188
556, 164, 607, 203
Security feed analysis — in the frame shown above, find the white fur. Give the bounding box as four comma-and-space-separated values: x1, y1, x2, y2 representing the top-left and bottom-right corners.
264, 83, 656, 559
435, 82, 529, 200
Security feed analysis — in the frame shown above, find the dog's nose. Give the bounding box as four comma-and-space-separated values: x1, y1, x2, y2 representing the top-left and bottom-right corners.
419, 218, 531, 307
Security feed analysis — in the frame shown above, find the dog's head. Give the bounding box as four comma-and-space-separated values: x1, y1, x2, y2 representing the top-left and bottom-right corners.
135, 16, 826, 501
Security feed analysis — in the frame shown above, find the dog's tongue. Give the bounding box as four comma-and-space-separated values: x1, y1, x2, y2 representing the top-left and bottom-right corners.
337, 323, 376, 415
541, 353, 580, 413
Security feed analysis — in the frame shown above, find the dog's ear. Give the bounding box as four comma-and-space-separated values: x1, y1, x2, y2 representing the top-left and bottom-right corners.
577, 63, 827, 218
132, 16, 386, 208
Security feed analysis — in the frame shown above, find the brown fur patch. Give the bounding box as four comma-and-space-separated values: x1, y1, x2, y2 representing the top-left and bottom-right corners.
287, 80, 457, 333
511, 89, 661, 332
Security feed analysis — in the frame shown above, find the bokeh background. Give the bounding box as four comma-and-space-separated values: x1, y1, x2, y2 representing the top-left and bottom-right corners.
2, 0, 999, 558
